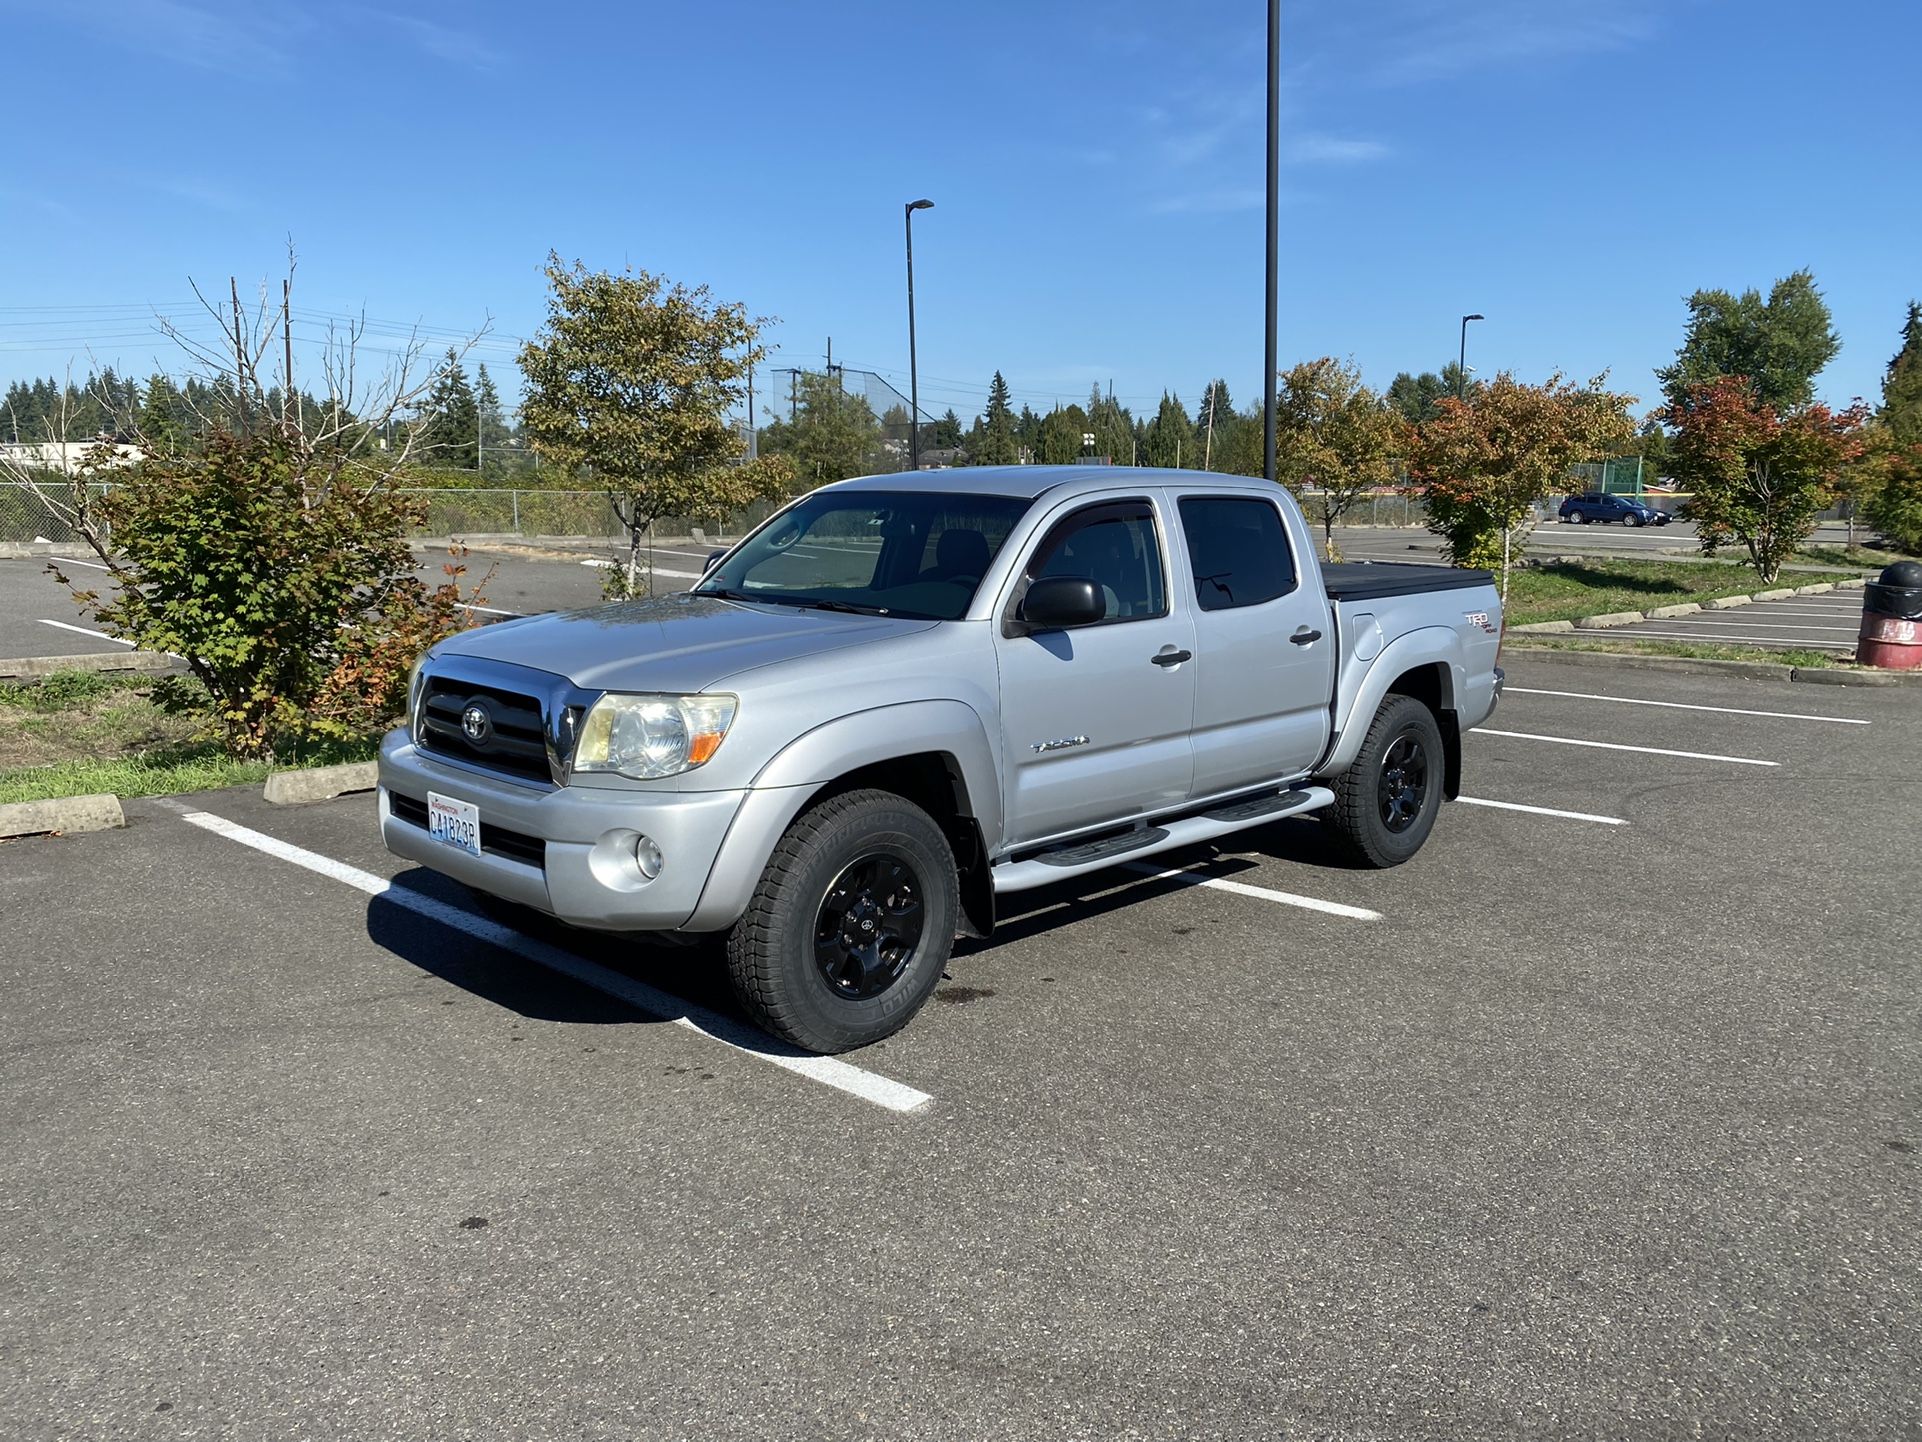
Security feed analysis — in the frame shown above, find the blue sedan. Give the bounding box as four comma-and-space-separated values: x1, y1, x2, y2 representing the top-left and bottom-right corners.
1559, 492, 1672, 526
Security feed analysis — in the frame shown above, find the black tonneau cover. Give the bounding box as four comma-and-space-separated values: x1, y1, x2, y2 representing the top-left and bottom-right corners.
1322, 561, 1495, 602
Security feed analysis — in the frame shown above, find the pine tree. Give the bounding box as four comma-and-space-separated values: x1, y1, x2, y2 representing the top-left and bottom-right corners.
1144, 391, 1196, 468
1881, 301, 1922, 445
971, 371, 1018, 464
138, 375, 186, 454
419, 348, 480, 469
475, 363, 508, 472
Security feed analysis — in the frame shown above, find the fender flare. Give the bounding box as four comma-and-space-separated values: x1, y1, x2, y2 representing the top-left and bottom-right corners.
683, 699, 1001, 932
1317, 626, 1465, 777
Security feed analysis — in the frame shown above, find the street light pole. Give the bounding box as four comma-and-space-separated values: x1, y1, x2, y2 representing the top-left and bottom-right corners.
1458, 313, 1484, 401
905, 198, 934, 471
1263, 0, 1280, 482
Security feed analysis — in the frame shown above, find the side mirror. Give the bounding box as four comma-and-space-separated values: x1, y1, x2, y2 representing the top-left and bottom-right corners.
704, 549, 726, 572
1020, 576, 1105, 631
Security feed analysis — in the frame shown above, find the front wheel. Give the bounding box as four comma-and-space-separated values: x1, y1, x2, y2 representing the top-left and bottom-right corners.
1323, 695, 1445, 868
1625, 513, 1643, 527
725, 788, 957, 1053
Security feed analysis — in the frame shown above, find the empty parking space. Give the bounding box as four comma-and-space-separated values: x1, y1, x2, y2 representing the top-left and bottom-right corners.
3, 654, 1915, 1438
1605, 587, 1868, 653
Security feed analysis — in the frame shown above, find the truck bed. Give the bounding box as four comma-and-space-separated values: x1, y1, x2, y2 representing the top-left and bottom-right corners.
1322, 561, 1496, 602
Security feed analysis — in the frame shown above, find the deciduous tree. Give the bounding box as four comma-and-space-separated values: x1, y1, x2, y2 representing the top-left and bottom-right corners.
1273, 358, 1405, 559
1409, 373, 1635, 601
517, 255, 793, 595
1669, 377, 1869, 581
1658, 268, 1840, 414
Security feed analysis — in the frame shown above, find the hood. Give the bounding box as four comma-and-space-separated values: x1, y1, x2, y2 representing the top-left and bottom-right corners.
430, 593, 939, 695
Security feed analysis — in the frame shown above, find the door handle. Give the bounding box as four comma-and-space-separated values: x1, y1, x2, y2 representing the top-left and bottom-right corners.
1150, 648, 1192, 667
1290, 628, 1322, 646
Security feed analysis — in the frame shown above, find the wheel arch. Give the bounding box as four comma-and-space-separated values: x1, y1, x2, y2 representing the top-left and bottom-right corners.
686, 701, 999, 936
1320, 630, 1464, 794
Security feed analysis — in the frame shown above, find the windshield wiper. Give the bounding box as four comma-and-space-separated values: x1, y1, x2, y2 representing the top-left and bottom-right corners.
781, 597, 891, 616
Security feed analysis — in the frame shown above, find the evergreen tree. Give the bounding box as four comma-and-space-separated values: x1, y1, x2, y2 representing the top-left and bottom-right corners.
1880, 301, 1922, 445
138, 374, 186, 454
419, 348, 480, 469
970, 371, 1018, 464
475, 363, 510, 470
1144, 391, 1195, 468
1385, 370, 1450, 423
930, 408, 962, 449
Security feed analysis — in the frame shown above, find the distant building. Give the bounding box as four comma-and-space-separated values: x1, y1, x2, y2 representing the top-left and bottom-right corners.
0, 438, 140, 471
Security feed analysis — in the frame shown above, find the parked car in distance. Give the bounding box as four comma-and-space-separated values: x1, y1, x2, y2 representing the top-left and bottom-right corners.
1559, 492, 1671, 526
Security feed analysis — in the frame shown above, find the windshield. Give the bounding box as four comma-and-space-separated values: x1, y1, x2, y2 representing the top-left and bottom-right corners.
695, 489, 1033, 620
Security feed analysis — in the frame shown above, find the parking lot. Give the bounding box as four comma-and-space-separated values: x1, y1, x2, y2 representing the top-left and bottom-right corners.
3, 654, 1915, 1440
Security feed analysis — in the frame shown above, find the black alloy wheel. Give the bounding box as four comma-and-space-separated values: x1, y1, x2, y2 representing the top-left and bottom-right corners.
1377, 734, 1430, 834
813, 854, 925, 1000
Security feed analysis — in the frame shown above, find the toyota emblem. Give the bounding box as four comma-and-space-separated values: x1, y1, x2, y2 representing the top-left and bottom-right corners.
460, 702, 492, 745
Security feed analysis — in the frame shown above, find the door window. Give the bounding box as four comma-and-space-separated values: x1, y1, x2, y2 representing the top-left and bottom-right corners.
1177, 496, 1296, 611
1026, 503, 1167, 622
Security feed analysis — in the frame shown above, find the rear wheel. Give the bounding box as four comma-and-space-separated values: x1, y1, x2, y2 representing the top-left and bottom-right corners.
1324, 695, 1445, 868
1570, 509, 1586, 524
725, 788, 957, 1053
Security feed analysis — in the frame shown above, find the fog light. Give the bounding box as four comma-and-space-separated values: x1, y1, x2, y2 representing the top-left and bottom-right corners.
633, 834, 664, 880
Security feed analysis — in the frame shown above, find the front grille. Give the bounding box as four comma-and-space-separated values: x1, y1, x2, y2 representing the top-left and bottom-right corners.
417, 677, 552, 784
388, 791, 548, 870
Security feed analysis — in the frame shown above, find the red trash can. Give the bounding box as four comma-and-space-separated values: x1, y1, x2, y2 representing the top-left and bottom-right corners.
1856, 560, 1922, 669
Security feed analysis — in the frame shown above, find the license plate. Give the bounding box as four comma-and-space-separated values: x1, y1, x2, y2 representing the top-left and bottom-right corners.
426, 791, 481, 858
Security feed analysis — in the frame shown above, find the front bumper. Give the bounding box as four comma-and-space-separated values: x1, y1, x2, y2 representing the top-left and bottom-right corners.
377, 729, 749, 931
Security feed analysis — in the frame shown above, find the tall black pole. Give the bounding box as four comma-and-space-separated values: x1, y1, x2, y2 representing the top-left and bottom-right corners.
1263, 0, 1280, 482
1457, 313, 1482, 401
905, 198, 933, 471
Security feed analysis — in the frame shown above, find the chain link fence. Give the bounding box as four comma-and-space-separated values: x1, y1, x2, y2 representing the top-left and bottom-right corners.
0, 479, 110, 544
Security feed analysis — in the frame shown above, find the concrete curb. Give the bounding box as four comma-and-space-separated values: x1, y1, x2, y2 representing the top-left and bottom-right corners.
1510, 620, 1575, 634
1794, 582, 1835, 595
0, 650, 180, 681
1706, 595, 1753, 609
263, 760, 379, 805
1573, 610, 1646, 630
0, 793, 126, 838
1752, 587, 1798, 602
0, 541, 95, 560
1504, 641, 1922, 687
1644, 602, 1703, 619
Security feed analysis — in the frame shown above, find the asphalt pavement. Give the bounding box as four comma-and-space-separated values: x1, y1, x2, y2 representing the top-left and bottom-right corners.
3, 656, 1915, 1440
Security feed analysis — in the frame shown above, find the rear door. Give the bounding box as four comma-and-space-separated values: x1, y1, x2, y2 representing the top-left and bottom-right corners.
1171, 490, 1335, 798
992, 496, 1197, 847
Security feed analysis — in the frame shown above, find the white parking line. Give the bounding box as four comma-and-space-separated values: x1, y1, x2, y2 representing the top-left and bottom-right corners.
37, 618, 133, 646
1120, 861, 1382, 920
1476, 729, 1778, 767
1627, 628, 1853, 647
578, 559, 705, 580
455, 602, 520, 617
168, 807, 934, 1115
1455, 796, 1626, 825
1506, 687, 1869, 725
59, 556, 111, 571
1649, 620, 1861, 633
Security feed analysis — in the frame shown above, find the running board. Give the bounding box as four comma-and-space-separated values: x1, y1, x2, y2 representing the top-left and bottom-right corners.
991, 785, 1335, 894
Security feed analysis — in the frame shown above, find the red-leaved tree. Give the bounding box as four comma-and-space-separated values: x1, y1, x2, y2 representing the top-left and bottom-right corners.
1668, 378, 1869, 582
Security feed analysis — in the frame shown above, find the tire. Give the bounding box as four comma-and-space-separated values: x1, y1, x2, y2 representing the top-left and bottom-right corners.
725, 788, 958, 1054
1323, 695, 1446, 869
1570, 510, 1586, 524
1625, 513, 1643, 527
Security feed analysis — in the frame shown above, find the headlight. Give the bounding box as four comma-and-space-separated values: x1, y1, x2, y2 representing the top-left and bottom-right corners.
572, 693, 737, 779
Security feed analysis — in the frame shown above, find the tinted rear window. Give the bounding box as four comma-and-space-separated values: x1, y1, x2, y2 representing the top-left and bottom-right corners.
1177, 496, 1296, 611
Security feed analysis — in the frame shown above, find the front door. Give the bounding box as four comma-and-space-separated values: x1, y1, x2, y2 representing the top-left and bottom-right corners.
993, 497, 1196, 848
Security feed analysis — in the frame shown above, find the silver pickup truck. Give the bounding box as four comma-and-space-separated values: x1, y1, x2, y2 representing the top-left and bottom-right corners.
379, 467, 1503, 1052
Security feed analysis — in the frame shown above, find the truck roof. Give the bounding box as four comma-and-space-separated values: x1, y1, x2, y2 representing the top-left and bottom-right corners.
821, 465, 1286, 504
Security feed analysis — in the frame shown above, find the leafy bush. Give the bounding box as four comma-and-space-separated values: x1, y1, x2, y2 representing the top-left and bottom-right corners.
60, 432, 482, 757
1863, 442, 1922, 554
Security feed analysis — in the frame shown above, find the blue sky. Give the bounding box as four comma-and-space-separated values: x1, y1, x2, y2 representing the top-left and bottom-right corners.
1, 0, 1916, 424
